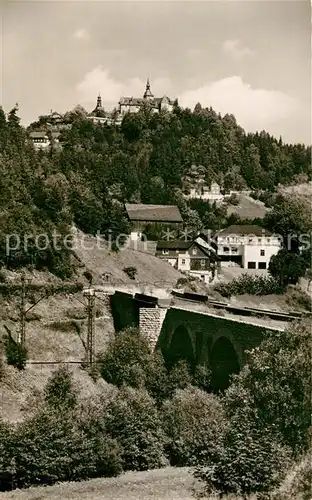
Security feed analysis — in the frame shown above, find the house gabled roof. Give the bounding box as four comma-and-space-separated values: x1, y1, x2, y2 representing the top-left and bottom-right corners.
216, 224, 272, 237
157, 240, 191, 250
157, 239, 220, 258
125, 204, 183, 223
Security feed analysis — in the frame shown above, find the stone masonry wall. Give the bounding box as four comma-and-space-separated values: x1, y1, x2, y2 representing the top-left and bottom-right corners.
139, 307, 168, 350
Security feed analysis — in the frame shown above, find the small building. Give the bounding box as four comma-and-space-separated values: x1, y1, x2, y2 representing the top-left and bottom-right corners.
156, 239, 218, 283
125, 203, 183, 241
186, 182, 224, 202
215, 224, 281, 270
29, 131, 50, 149
29, 130, 61, 149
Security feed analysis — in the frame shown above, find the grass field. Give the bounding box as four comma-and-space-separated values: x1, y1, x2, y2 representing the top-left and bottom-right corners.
0, 468, 203, 500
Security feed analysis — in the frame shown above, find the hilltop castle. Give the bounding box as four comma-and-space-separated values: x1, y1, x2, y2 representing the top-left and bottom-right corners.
89, 78, 177, 124
118, 78, 176, 114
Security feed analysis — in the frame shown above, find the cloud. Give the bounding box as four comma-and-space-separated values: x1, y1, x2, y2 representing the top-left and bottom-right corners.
73, 28, 90, 41
222, 39, 255, 60
76, 66, 173, 107
179, 76, 299, 134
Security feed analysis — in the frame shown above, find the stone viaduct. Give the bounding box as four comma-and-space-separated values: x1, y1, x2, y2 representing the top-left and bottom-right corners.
109, 290, 286, 390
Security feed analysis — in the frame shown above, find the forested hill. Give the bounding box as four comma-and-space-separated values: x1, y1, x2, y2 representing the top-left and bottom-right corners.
0, 104, 311, 276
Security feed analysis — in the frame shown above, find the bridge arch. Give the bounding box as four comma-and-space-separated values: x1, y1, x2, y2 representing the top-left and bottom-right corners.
210, 336, 240, 391
164, 324, 196, 370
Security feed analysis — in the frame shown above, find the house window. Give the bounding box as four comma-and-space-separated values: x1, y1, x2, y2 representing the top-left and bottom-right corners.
181, 259, 186, 265
231, 247, 238, 254
248, 261, 256, 269
258, 262, 267, 269
223, 247, 230, 253
201, 259, 206, 268
162, 249, 169, 255
260, 249, 265, 256
248, 238, 253, 243
192, 248, 197, 255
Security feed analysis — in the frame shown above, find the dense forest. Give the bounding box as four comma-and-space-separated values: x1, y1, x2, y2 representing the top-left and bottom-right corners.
0, 103, 311, 276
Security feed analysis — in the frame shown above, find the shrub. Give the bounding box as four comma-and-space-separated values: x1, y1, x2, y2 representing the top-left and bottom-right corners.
123, 267, 137, 280
12, 406, 122, 488
227, 193, 239, 205
196, 417, 291, 496
271, 452, 312, 500
224, 320, 312, 456
162, 387, 225, 466
99, 328, 151, 388
4, 334, 28, 370
214, 273, 284, 297
0, 420, 15, 491
286, 285, 312, 312
44, 365, 78, 410
167, 359, 193, 395
104, 387, 168, 471
193, 364, 211, 392
269, 250, 308, 287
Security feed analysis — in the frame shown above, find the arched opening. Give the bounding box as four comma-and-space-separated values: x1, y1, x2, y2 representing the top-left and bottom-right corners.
164, 325, 195, 371
210, 337, 240, 391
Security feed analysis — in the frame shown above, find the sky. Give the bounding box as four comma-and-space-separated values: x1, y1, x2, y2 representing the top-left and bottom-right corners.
1, 0, 311, 144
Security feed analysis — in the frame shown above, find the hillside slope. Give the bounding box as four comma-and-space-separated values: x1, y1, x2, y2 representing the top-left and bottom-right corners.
0, 232, 185, 422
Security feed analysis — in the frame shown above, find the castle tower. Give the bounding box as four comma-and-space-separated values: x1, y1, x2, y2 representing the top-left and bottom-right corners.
92, 93, 105, 117
143, 78, 154, 100
96, 93, 102, 108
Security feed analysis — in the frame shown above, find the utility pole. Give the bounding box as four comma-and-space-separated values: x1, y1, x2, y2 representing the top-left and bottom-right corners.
18, 273, 26, 346
86, 290, 96, 366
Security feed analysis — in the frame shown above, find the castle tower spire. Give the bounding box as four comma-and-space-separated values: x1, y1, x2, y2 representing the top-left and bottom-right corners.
143, 78, 154, 99
96, 93, 102, 108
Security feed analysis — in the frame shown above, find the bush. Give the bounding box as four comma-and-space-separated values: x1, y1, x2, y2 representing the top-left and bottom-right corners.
195, 318, 311, 496
123, 267, 137, 280
224, 320, 312, 456
214, 273, 284, 297
99, 328, 151, 389
0, 420, 15, 491
162, 387, 225, 466
196, 417, 291, 496
4, 334, 28, 370
166, 359, 193, 394
269, 250, 308, 287
44, 365, 78, 410
12, 406, 122, 488
271, 452, 312, 500
227, 193, 239, 205
104, 387, 168, 471
286, 285, 312, 312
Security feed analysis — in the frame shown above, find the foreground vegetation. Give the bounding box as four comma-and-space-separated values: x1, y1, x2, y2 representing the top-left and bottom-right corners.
0, 319, 311, 498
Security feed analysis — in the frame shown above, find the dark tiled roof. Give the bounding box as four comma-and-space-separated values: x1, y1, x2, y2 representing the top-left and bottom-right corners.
157, 240, 191, 250
119, 96, 174, 107
216, 225, 272, 237
29, 131, 48, 139
125, 204, 183, 223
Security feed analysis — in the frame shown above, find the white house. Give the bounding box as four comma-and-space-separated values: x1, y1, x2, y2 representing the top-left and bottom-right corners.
186, 182, 225, 202
29, 130, 61, 149
29, 131, 50, 149
215, 225, 282, 270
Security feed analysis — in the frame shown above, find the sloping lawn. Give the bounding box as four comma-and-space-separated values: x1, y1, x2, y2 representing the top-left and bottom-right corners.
0, 467, 202, 500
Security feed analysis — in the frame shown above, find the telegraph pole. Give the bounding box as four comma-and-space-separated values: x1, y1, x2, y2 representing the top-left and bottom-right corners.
86, 290, 96, 366
18, 273, 26, 346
